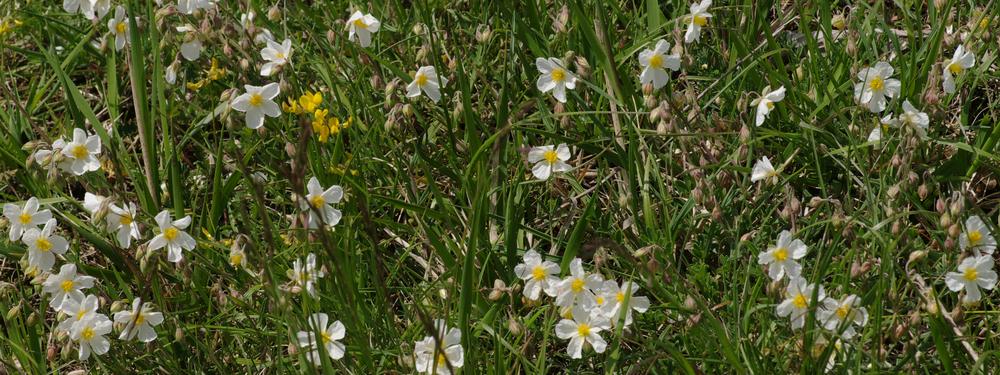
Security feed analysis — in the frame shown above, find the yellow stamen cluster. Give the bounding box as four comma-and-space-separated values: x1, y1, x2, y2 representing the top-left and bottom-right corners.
868, 76, 884, 91
543, 150, 559, 164
186, 59, 226, 91
531, 265, 547, 280
577, 323, 591, 336
550, 68, 565, 83
164, 227, 179, 241
964, 267, 979, 281
772, 247, 788, 262
792, 293, 808, 309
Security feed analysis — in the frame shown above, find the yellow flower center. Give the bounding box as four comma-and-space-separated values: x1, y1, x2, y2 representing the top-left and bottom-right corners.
249, 93, 264, 107
792, 293, 808, 309
72, 144, 89, 159
119, 214, 133, 226
948, 62, 963, 75
979, 18, 990, 30
36, 238, 52, 252
115, 21, 126, 35
868, 76, 884, 91
835, 305, 851, 319
765, 101, 775, 110
968, 230, 982, 245
772, 247, 788, 262
81, 326, 95, 340
353, 18, 367, 28
320, 330, 331, 344
550, 68, 565, 83
964, 267, 979, 281
18, 212, 31, 224
543, 150, 559, 164
275, 52, 285, 59
693, 15, 708, 26
415, 73, 428, 86
616, 292, 625, 303
570, 278, 585, 293
230, 253, 243, 267
531, 265, 546, 280
310, 195, 325, 209
135, 313, 145, 325
437, 353, 447, 366
577, 323, 591, 336
164, 227, 179, 241
648, 54, 663, 69
596, 296, 605, 305
61, 280, 74, 292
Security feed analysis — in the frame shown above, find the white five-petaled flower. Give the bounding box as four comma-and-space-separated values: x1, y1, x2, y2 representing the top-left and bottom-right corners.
597, 280, 650, 327
818, 294, 868, 340
347, 11, 381, 48
406, 66, 448, 103
231, 83, 281, 129
750, 156, 778, 184
108, 6, 130, 51
943, 45, 975, 94
555, 305, 611, 359
113, 298, 164, 342
868, 114, 898, 143
42, 264, 96, 311
413, 320, 464, 375
4, 197, 52, 241
513, 249, 560, 300
853, 62, 901, 113
61, 128, 102, 175
296, 313, 347, 364
57, 294, 99, 333
23, 219, 69, 273
684, 0, 713, 44
555, 258, 603, 308
946, 255, 997, 304
535, 57, 577, 103
146, 210, 195, 263
757, 230, 807, 281
260, 38, 292, 76
107, 202, 140, 248
960, 215, 996, 255
752, 86, 786, 126
71, 314, 113, 361
299, 177, 344, 229
290, 253, 324, 296
637, 39, 681, 90
776, 277, 824, 329
527, 144, 571, 180
897, 100, 929, 138
176, 25, 202, 61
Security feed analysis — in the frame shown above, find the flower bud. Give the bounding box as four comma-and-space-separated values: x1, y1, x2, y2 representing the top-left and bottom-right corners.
507, 316, 522, 335
267, 5, 281, 21
908, 250, 927, 264
948, 223, 960, 238
940, 212, 951, 228
175, 327, 185, 341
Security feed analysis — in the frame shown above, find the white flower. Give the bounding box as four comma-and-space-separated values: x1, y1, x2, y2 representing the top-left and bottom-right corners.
255, 29, 275, 45
684, 0, 713, 44
776, 277, 824, 329
176, 25, 202, 61
750, 156, 778, 184
943, 45, 975, 94
406, 66, 448, 103
757, 230, 807, 281
57, 294, 99, 333
231, 83, 281, 129
176, 0, 215, 14
513, 249, 560, 300
298, 177, 344, 228
106, 202, 140, 248
555, 305, 611, 359
146, 210, 195, 263
23, 219, 69, 273
229, 242, 247, 268
946, 255, 997, 304
32, 137, 67, 169
868, 114, 898, 143
637, 39, 680, 90
240, 11, 255, 30
60, 128, 102, 175
92, 0, 111, 19
71, 313, 113, 360
555, 258, 602, 308
108, 6, 130, 51
853, 62, 901, 113
535, 57, 577, 103
3, 197, 52, 241
818, 294, 868, 340
165, 62, 178, 84
113, 298, 164, 342
527, 144, 571, 180
63, 0, 95, 19
296, 313, 346, 363
260, 38, 292, 76
960, 215, 996, 255
290, 253, 324, 296
82, 192, 107, 218
347, 11, 381, 48
897, 100, 929, 138
597, 280, 650, 327
42, 264, 96, 311
751, 86, 786, 126
413, 320, 464, 375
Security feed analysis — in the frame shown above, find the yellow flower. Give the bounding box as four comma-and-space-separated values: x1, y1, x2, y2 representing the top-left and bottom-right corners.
282, 97, 302, 114
187, 79, 206, 91
312, 109, 330, 142
299, 91, 323, 112
206, 58, 226, 81
329, 116, 352, 135
0, 18, 21, 36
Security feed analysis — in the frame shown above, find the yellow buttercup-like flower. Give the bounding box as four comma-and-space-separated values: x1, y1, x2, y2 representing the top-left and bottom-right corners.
282, 97, 302, 114
299, 91, 323, 113
312, 109, 330, 143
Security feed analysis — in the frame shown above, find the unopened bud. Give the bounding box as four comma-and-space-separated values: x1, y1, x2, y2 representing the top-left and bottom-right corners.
507, 316, 522, 335
948, 223, 960, 238
267, 5, 281, 21
908, 250, 927, 264
940, 212, 951, 228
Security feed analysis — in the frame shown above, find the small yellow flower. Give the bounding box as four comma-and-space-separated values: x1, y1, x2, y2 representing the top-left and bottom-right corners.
299, 91, 323, 113
329, 116, 352, 135
206, 58, 226, 81
282, 97, 302, 114
187, 80, 206, 91
312, 109, 330, 143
